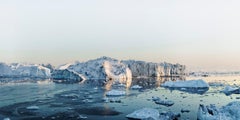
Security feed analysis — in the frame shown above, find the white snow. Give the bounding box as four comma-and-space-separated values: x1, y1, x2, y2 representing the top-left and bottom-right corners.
26, 106, 39, 110
126, 108, 160, 120
106, 90, 126, 96
161, 79, 209, 88
198, 101, 240, 120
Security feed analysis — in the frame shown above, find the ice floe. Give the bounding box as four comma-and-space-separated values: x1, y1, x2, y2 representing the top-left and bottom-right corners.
152, 96, 174, 107
106, 90, 126, 96
198, 101, 240, 120
126, 108, 180, 120
161, 79, 209, 94
131, 85, 143, 89
222, 86, 240, 96
26, 106, 39, 110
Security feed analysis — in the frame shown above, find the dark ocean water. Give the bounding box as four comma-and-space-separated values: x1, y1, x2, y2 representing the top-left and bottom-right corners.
0, 76, 240, 120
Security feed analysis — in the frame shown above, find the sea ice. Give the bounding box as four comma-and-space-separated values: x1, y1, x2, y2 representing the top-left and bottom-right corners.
161, 79, 209, 88
126, 108, 160, 120
222, 86, 240, 95
161, 79, 209, 94
131, 85, 143, 89
26, 106, 39, 110
198, 101, 240, 120
106, 90, 126, 96
126, 108, 180, 120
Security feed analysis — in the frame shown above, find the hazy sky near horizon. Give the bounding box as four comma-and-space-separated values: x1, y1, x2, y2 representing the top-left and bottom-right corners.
1, 0, 240, 71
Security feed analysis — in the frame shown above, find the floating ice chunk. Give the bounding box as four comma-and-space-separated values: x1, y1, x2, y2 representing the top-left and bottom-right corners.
79, 115, 87, 119
161, 79, 209, 88
181, 109, 190, 113
106, 90, 126, 96
131, 85, 143, 89
161, 79, 209, 94
126, 108, 159, 120
152, 96, 160, 101
151, 96, 174, 107
222, 86, 240, 96
159, 111, 180, 120
103, 97, 121, 103
3, 118, 10, 120
26, 106, 39, 110
198, 101, 240, 120
127, 109, 180, 120
155, 99, 174, 107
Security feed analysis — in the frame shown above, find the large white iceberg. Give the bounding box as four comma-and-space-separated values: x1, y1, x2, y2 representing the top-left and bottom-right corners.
198, 101, 240, 120
161, 79, 209, 88
58, 57, 132, 85
0, 63, 51, 79
122, 60, 185, 78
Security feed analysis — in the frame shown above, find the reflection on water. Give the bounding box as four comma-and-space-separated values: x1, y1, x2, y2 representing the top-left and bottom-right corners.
104, 76, 185, 91
1, 76, 240, 120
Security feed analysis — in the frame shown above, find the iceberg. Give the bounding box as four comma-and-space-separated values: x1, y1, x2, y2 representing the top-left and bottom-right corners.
161, 79, 209, 94
122, 60, 185, 78
131, 85, 143, 89
222, 86, 240, 96
0, 63, 51, 79
26, 106, 39, 110
51, 69, 85, 83
59, 57, 132, 85
152, 96, 174, 107
0, 56, 186, 84
155, 99, 174, 107
106, 90, 126, 96
126, 108, 180, 120
198, 101, 240, 120
126, 108, 160, 120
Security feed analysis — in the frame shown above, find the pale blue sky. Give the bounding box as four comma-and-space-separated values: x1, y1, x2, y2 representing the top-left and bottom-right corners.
1, 0, 240, 71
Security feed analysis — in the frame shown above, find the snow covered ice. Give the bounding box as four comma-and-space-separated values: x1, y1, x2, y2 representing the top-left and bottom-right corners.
106, 90, 126, 96
161, 79, 209, 94
126, 108, 180, 120
198, 101, 240, 120
126, 108, 160, 120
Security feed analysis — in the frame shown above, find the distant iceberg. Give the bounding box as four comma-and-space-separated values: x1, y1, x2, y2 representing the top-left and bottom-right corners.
161, 79, 209, 88
0, 63, 51, 79
161, 79, 209, 94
